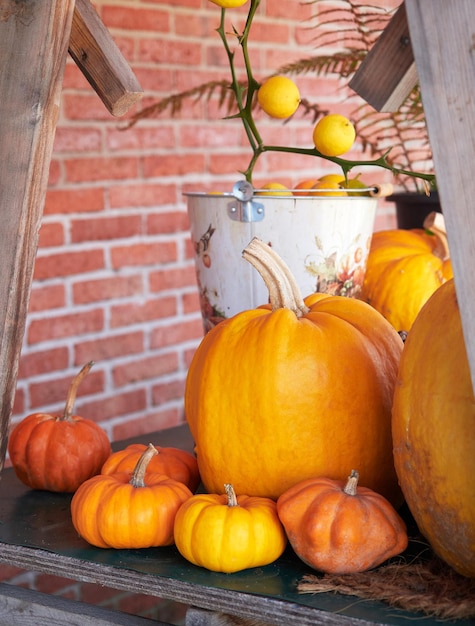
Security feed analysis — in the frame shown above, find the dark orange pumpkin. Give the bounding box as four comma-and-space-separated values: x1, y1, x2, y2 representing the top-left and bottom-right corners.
277, 470, 408, 574
71, 443, 192, 549
101, 443, 200, 492
8, 362, 111, 493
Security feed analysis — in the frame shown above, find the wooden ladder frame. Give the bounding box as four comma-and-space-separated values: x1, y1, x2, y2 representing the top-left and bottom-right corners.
0, 0, 142, 471
351, 0, 475, 396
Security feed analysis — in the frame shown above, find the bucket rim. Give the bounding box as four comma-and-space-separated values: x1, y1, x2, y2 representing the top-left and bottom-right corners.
183, 188, 379, 199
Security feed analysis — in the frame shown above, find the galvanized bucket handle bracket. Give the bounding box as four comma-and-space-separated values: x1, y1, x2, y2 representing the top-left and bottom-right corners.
227, 181, 265, 223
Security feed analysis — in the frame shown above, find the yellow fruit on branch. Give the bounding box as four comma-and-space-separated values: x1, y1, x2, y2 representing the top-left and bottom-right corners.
257, 75, 301, 119
185, 238, 403, 504
313, 114, 356, 157
208, 0, 249, 7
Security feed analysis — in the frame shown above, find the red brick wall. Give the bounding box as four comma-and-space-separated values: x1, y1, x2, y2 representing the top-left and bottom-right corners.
9, 0, 398, 452
2, 0, 400, 621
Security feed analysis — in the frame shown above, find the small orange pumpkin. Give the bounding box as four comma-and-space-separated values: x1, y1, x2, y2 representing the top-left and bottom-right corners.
71, 443, 192, 549
277, 471, 408, 574
101, 443, 200, 492
174, 483, 287, 573
8, 362, 111, 493
361, 212, 453, 332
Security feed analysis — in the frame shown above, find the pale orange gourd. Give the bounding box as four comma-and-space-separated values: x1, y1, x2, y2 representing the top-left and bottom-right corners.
185, 238, 403, 505
392, 279, 475, 577
361, 212, 453, 332
277, 471, 408, 574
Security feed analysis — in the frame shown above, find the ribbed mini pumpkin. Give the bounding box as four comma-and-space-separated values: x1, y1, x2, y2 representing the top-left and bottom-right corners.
361, 212, 453, 332
71, 443, 192, 549
392, 279, 475, 577
8, 362, 111, 493
174, 483, 287, 573
277, 471, 408, 574
185, 238, 403, 504
101, 443, 200, 492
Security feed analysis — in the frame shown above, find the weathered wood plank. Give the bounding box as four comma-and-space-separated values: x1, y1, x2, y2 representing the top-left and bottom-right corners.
0, 0, 76, 472
186, 607, 275, 626
0, 543, 377, 626
0, 582, 164, 625
69, 0, 143, 116
405, 0, 475, 394
349, 3, 417, 112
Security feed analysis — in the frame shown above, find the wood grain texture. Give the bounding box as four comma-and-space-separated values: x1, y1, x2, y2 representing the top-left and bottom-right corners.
0, 0, 76, 472
406, 0, 475, 394
349, 3, 417, 112
186, 607, 275, 626
0, 582, 158, 626
0, 543, 379, 626
69, 0, 143, 116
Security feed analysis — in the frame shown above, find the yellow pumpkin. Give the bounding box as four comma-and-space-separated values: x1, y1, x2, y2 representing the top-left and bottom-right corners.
185, 238, 403, 504
174, 483, 287, 573
361, 212, 453, 332
392, 279, 475, 577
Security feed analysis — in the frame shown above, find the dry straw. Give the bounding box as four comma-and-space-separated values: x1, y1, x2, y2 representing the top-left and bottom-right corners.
298, 551, 475, 620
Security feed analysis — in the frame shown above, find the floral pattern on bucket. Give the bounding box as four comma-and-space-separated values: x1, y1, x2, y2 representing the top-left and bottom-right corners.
305, 234, 372, 297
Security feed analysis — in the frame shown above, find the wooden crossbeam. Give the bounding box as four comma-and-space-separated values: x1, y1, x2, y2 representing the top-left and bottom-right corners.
349, 2, 417, 112
0, 1, 77, 472
0, 0, 143, 473
69, 0, 143, 117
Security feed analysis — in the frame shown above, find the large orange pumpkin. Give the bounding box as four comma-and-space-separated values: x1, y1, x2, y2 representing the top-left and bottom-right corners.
361, 212, 453, 332
392, 279, 475, 577
185, 238, 403, 504
8, 362, 111, 493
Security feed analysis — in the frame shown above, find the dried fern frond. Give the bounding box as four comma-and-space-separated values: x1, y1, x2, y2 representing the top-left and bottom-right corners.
304, 0, 397, 51
354, 85, 432, 189
125, 79, 239, 129
276, 50, 366, 79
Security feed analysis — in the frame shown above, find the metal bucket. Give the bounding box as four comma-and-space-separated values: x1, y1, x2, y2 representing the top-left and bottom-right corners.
185, 182, 378, 332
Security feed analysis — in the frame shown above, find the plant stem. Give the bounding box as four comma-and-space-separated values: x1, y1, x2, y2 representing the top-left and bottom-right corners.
130, 444, 158, 488
343, 470, 360, 496
243, 144, 436, 186
61, 361, 94, 421
222, 0, 436, 187
242, 237, 310, 317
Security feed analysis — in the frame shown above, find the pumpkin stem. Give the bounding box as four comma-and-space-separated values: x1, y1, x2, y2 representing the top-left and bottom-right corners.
61, 361, 94, 421
423, 212, 450, 261
242, 238, 309, 317
343, 469, 360, 496
130, 443, 158, 488
224, 483, 239, 507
